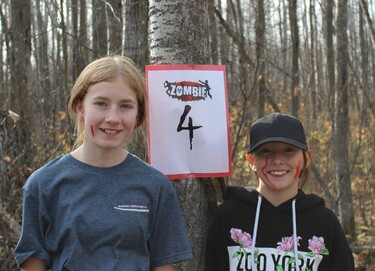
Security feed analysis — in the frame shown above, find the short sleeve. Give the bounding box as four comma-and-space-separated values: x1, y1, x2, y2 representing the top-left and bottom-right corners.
148, 180, 192, 268
14, 178, 51, 267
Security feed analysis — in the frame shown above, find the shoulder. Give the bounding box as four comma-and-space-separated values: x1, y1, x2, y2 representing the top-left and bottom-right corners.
24, 155, 70, 189
126, 153, 172, 188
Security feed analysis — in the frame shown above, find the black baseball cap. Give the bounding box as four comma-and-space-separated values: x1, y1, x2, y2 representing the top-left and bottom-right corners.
248, 112, 308, 153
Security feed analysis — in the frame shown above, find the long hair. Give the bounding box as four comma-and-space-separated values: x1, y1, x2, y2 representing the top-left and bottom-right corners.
67, 56, 147, 149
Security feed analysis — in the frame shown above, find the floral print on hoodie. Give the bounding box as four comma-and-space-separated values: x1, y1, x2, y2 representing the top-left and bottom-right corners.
230, 228, 330, 271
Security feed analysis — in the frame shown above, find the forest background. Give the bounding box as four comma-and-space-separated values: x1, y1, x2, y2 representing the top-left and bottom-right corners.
0, 0, 374, 270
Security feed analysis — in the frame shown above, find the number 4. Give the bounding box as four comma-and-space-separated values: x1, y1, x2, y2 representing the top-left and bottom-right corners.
177, 105, 202, 150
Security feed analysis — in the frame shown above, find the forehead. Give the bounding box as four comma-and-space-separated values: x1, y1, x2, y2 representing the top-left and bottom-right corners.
86, 77, 136, 99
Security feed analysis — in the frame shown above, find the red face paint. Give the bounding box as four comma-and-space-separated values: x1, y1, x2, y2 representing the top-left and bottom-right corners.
261, 158, 276, 189
261, 158, 269, 181
294, 160, 302, 179
90, 125, 95, 137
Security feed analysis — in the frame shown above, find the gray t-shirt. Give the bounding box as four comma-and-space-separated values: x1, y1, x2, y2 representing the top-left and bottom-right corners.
14, 153, 192, 270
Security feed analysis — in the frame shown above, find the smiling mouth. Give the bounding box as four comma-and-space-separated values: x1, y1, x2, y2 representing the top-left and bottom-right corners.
100, 128, 122, 134
268, 170, 288, 177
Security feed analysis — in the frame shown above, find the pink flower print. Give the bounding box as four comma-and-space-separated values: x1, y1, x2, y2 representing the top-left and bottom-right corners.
277, 236, 301, 252
308, 236, 327, 255
230, 228, 252, 248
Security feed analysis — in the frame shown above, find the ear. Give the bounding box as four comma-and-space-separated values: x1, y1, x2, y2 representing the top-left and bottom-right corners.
74, 100, 84, 120
246, 153, 257, 172
305, 150, 312, 168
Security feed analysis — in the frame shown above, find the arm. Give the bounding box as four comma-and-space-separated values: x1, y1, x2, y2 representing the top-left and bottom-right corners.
152, 264, 175, 271
20, 258, 46, 271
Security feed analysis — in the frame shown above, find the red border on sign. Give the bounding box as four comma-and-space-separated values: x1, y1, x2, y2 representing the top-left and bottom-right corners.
146, 64, 232, 180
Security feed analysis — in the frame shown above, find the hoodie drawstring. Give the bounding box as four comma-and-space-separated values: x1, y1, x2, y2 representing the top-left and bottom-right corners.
251, 196, 299, 271
292, 199, 300, 271
251, 195, 262, 270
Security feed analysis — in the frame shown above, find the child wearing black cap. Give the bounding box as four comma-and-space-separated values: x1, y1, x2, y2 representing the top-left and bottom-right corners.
205, 112, 355, 271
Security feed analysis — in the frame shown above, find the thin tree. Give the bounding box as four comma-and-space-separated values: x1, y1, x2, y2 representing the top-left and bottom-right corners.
334, 0, 355, 238
256, 0, 266, 117
92, 0, 108, 57
107, 0, 123, 54
288, 0, 299, 116
123, 0, 149, 161
9, 0, 32, 166
148, 1, 217, 270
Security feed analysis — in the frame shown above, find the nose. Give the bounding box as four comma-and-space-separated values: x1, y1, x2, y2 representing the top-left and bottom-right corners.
105, 106, 121, 123
270, 152, 284, 165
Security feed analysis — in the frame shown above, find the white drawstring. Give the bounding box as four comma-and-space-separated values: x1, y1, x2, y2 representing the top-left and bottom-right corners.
251, 195, 262, 270
292, 199, 300, 271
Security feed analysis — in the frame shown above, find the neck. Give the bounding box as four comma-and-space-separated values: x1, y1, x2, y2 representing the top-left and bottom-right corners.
257, 185, 298, 207
71, 145, 128, 167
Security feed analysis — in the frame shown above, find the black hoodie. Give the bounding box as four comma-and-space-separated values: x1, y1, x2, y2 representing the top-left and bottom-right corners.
205, 186, 355, 271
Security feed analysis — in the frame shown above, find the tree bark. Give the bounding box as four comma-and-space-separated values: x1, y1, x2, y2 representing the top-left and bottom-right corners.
256, 0, 266, 117
334, 0, 355, 239
123, 0, 149, 161
107, 0, 123, 54
288, 0, 299, 117
10, 0, 32, 167
149, 1, 217, 270
92, 0, 108, 57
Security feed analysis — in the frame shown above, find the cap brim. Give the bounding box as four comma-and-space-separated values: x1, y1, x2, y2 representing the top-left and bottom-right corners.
248, 137, 308, 153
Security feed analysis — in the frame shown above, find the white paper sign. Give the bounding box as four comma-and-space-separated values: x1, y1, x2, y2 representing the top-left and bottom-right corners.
146, 65, 232, 180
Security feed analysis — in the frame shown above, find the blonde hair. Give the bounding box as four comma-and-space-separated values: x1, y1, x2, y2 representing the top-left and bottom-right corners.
68, 56, 147, 149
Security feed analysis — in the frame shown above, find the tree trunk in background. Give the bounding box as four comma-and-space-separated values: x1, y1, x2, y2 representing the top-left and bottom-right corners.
325, 0, 335, 118
71, 0, 79, 80
34, 1, 52, 144
59, 0, 70, 106
0, 3, 11, 108
10, 0, 32, 166
256, 0, 266, 117
123, 0, 149, 161
334, 0, 355, 239
107, 0, 123, 54
288, 0, 299, 117
123, 0, 149, 67
281, 0, 289, 94
308, 0, 317, 124
149, 1, 217, 270
79, 0, 88, 67
208, 0, 219, 64
92, 0, 108, 57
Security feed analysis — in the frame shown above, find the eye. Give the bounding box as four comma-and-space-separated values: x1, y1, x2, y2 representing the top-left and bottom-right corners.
120, 103, 133, 109
255, 148, 272, 157
94, 101, 107, 107
284, 147, 298, 155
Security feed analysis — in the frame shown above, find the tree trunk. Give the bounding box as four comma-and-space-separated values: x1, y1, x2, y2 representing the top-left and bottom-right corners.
107, 0, 123, 54
149, 1, 217, 270
92, 0, 108, 57
123, 0, 149, 67
10, 0, 32, 167
325, 0, 335, 118
256, 0, 266, 117
288, 0, 299, 116
123, 0, 149, 161
34, 1, 52, 145
334, 0, 355, 239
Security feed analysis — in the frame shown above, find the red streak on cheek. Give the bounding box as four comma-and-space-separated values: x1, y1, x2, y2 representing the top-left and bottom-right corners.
294, 160, 302, 179
261, 158, 276, 189
90, 125, 95, 137
261, 159, 269, 181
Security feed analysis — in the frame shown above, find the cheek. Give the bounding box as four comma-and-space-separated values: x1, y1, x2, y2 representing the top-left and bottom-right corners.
260, 159, 270, 182
294, 159, 302, 179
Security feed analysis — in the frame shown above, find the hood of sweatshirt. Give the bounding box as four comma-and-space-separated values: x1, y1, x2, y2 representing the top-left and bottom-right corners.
224, 186, 325, 271
226, 186, 325, 211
